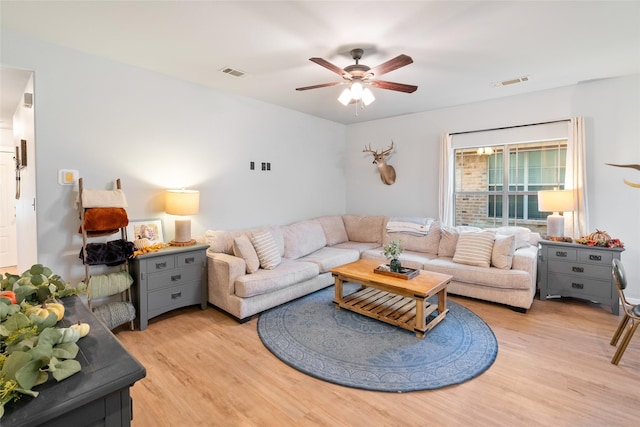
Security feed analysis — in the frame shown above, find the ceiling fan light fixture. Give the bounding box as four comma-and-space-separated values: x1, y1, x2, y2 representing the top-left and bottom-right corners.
338, 88, 352, 106
350, 82, 363, 100
362, 88, 375, 106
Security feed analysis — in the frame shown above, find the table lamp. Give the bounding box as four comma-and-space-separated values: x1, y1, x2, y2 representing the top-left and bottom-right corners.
537, 189, 573, 238
165, 189, 199, 246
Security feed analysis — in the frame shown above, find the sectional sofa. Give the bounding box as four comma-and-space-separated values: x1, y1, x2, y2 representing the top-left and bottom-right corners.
201, 214, 539, 322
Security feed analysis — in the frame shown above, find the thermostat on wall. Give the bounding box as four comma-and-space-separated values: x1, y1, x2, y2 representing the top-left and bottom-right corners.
58, 169, 79, 185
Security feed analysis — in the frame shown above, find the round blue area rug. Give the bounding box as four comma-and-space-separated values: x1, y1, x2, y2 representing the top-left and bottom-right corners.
257, 284, 498, 392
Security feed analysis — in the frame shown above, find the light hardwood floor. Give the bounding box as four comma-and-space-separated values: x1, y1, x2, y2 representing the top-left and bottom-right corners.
116, 295, 640, 427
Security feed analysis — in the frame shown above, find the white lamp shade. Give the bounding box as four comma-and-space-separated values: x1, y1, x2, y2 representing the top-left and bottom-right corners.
538, 189, 573, 213
362, 88, 375, 106
166, 189, 199, 216
350, 82, 363, 100
338, 88, 352, 106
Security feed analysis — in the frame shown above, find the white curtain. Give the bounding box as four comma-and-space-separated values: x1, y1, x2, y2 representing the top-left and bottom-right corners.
564, 117, 589, 238
438, 133, 454, 226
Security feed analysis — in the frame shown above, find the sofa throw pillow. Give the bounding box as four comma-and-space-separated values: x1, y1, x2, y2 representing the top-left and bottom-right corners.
316, 215, 348, 246
453, 230, 496, 268
438, 226, 459, 257
491, 234, 516, 270
251, 230, 281, 270
233, 234, 260, 274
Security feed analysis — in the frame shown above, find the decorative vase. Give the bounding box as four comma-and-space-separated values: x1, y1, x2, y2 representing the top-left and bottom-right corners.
390, 258, 402, 273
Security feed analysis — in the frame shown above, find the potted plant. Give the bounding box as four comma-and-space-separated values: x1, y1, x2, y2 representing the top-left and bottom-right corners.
383, 240, 403, 272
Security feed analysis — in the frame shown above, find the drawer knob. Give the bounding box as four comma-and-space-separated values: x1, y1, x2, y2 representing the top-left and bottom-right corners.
156, 262, 167, 269
589, 254, 601, 261
171, 291, 182, 299
571, 282, 584, 289
572, 266, 584, 273
556, 251, 567, 257
171, 274, 182, 282
185, 257, 195, 264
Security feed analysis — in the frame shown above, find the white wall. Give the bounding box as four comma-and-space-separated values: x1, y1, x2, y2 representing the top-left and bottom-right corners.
346, 75, 640, 299
1, 29, 347, 284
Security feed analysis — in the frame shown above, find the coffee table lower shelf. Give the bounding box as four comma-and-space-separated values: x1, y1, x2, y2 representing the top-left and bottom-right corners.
334, 287, 448, 338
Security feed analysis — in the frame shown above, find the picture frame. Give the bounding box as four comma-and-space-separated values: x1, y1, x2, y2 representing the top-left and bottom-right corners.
126, 218, 164, 244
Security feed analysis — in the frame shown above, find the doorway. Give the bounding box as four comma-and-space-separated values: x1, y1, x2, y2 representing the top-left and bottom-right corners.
0, 66, 36, 273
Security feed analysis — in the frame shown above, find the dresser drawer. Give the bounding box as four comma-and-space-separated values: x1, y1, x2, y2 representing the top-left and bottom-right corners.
148, 266, 202, 291
178, 251, 203, 268
547, 261, 610, 280
146, 255, 176, 273
577, 250, 613, 266
548, 248, 577, 261
148, 282, 201, 314
547, 272, 612, 300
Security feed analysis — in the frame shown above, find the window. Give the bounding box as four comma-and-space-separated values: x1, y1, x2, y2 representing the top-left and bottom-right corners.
454, 140, 567, 233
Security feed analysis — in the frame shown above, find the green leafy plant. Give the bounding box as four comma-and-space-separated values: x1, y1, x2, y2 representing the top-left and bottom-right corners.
0, 265, 87, 418
1, 264, 83, 304
383, 240, 403, 260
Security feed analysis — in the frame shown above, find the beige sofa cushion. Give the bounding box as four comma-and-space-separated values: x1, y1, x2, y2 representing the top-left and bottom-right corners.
425, 258, 531, 290
251, 230, 281, 270
204, 225, 284, 257
343, 215, 386, 243
315, 215, 349, 246
491, 234, 516, 269
298, 247, 360, 273
453, 230, 496, 268
233, 234, 260, 274
438, 226, 459, 257
283, 220, 327, 260
331, 241, 381, 254
234, 259, 319, 298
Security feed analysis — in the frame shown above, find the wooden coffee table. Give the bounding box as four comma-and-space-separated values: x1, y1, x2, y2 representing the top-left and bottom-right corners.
330, 259, 453, 338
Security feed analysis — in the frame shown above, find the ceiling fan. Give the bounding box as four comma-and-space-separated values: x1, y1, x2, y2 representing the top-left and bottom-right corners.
295, 48, 418, 104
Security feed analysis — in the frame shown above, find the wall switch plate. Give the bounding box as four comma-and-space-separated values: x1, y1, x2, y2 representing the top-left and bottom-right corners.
58, 169, 79, 185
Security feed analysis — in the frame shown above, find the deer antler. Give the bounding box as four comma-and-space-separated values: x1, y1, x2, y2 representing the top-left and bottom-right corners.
363, 144, 378, 154
380, 141, 394, 156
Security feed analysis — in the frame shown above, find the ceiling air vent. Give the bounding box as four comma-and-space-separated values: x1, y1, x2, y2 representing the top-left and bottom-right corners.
219, 67, 246, 78
492, 76, 529, 87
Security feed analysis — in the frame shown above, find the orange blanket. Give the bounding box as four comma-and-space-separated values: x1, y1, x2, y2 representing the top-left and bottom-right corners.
80, 208, 129, 235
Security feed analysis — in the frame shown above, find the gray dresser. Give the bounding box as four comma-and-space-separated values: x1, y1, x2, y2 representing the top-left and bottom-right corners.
130, 244, 209, 330
538, 240, 624, 314
4, 296, 146, 426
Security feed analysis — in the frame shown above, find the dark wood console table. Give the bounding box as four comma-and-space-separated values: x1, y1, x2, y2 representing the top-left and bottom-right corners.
3, 296, 146, 426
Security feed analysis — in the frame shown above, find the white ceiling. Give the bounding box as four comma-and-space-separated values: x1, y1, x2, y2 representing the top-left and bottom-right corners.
1, 1, 639, 126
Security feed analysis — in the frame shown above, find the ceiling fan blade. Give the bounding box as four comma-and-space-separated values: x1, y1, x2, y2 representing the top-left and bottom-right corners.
309, 57, 350, 78
370, 54, 413, 77
295, 81, 344, 91
370, 80, 418, 93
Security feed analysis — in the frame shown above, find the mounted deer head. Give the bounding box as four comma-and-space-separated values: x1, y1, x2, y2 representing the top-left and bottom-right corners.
363, 141, 396, 185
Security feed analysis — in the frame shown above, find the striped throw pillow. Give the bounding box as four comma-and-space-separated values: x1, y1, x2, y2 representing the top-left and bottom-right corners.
251, 230, 281, 270
453, 230, 496, 268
